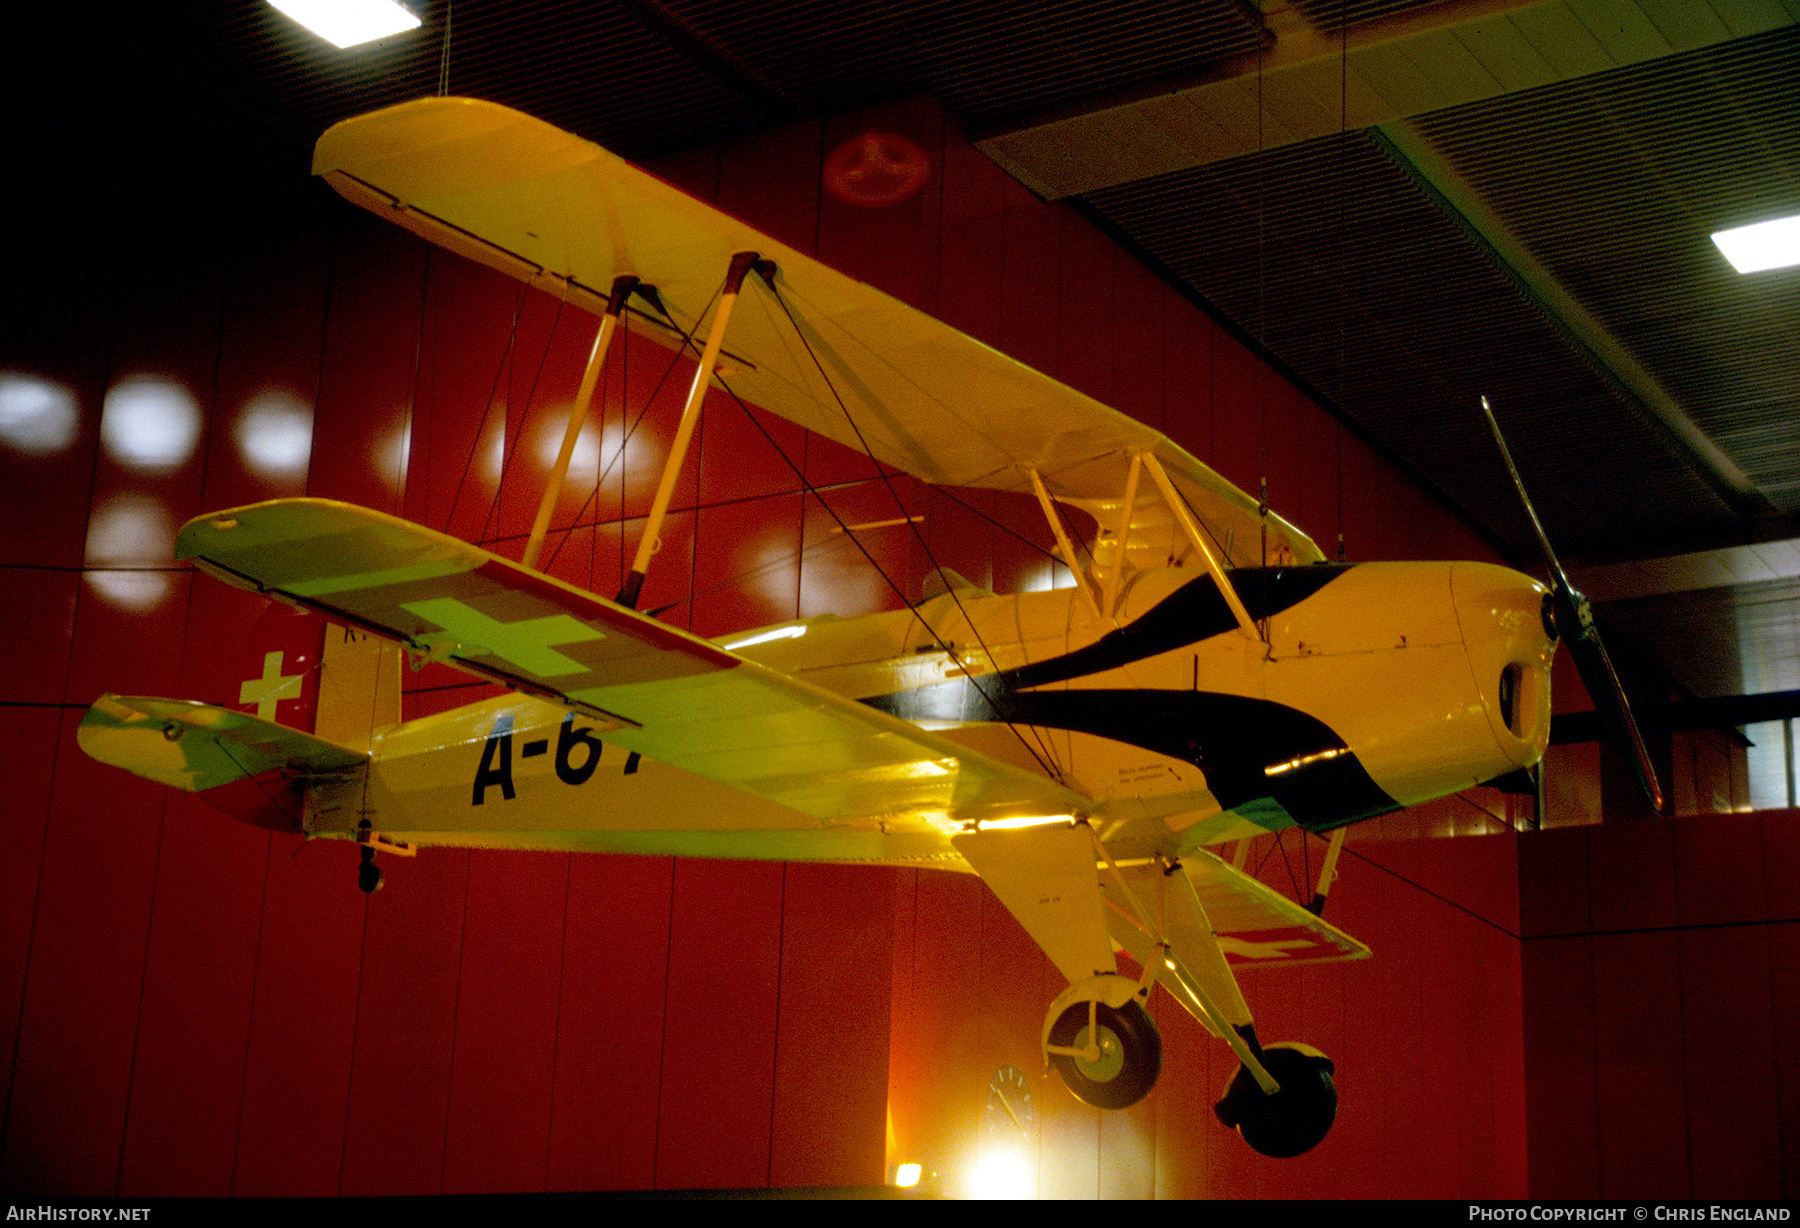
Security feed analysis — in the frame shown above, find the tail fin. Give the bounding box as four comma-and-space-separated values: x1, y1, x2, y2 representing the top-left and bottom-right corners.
313, 621, 403, 749
233, 602, 326, 731
228, 603, 402, 746
78, 601, 393, 834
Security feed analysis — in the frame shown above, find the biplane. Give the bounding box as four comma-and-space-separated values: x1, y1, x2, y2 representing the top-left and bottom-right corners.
78, 98, 1659, 1160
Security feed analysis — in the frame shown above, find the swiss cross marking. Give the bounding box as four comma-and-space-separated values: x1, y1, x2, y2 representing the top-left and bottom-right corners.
401, 597, 603, 677
240, 651, 304, 720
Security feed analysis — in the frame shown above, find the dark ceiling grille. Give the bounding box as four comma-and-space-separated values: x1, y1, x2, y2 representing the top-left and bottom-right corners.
1081, 130, 1743, 559
1287, 0, 1451, 33
142, 0, 1266, 159
150, 1, 762, 160
1411, 26, 1800, 511
662, 0, 1267, 126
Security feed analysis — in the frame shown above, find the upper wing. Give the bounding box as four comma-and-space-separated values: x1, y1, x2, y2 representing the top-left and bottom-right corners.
176, 499, 1088, 828
312, 97, 1323, 569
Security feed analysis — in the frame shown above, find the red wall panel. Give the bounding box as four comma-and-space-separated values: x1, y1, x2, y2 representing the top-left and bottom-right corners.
0, 569, 80, 706
3, 721, 165, 1194
1771, 924, 1800, 1199
1679, 926, 1782, 1198
0, 709, 63, 1124
769, 864, 895, 1187
338, 849, 471, 1196
116, 792, 268, 1197
544, 855, 673, 1191
653, 859, 783, 1189
1161, 295, 1214, 463
229, 838, 365, 1197
307, 215, 427, 516
1592, 930, 1689, 1198
1523, 934, 1601, 1197
1520, 812, 1800, 1200
203, 239, 332, 513
441, 850, 569, 1194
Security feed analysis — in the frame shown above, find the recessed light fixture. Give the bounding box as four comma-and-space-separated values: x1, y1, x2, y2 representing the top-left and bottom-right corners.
268, 0, 421, 50
1711, 214, 1800, 274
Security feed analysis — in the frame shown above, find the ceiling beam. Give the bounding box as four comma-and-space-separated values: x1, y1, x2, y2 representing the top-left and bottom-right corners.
976, 0, 1795, 199
1373, 119, 1775, 523
1575, 538, 1800, 602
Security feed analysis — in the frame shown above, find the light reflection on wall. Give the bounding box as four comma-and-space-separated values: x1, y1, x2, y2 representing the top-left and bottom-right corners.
1016, 560, 1078, 594
233, 389, 314, 484
746, 523, 803, 613
477, 410, 507, 485
84, 491, 176, 612
0, 371, 79, 456
800, 529, 888, 617
100, 374, 201, 475
376, 417, 412, 493
601, 418, 661, 505
967, 1145, 1034, 1199
529, 413, 602, 477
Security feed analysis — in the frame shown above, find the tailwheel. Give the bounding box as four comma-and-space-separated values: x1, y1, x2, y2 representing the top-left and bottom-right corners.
1215, 1043, 1336, 1157
1046, 997, 1163, 1110
357, 844, 383, 894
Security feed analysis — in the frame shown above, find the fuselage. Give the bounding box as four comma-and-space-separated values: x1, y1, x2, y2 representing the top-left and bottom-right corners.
304, 559, 1554, 865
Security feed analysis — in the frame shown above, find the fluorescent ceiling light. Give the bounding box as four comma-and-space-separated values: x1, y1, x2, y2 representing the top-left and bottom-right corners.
269, 0, 421, 49
1711, 214, 1800, 274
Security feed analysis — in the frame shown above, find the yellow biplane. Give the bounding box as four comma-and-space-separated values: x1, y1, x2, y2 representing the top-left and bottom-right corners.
78, 98, 1658, 1158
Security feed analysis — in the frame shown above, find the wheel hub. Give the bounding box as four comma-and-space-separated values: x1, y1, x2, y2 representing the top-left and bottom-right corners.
1072, 1024, 1124, 1083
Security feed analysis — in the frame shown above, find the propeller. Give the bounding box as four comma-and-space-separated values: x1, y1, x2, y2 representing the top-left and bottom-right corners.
1478, 396, 1664, 812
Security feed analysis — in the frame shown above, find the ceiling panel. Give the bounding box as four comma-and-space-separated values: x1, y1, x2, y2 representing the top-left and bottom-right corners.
1411, 25, 1800, 509
1080, 129, 1742, 559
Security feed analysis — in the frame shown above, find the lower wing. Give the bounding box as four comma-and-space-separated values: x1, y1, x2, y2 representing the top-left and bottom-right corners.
175, 498, 1089, 831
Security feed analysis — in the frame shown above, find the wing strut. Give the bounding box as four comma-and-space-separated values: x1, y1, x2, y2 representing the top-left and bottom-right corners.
1027, 469, 1102, 620
1140, 453, 1260, 641
618, 251, 774, 609
1101, 453, 1142, 621
523, 274, 643, 570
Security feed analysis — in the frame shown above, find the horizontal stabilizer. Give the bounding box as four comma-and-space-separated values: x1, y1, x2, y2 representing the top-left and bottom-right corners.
1182, 848, 1370, 967
79, 694, 365, 792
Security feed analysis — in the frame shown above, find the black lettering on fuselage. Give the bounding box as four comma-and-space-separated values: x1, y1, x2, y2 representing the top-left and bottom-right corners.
470, 713, 642, 804
556, 713, 601, 785
472, 714, 516, 805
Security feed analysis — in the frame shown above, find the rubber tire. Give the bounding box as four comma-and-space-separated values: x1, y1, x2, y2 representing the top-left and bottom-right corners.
358, 860, 383, 894
1046, 998, 1162, 1110
1216, 1044, 1336, 1158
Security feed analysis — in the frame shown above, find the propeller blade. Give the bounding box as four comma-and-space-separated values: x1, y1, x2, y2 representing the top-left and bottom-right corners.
1478, 397, 1664, 812
1564, 611, 1665, 812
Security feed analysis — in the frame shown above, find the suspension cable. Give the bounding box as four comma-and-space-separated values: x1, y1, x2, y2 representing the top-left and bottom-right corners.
758, 280, 1067, 781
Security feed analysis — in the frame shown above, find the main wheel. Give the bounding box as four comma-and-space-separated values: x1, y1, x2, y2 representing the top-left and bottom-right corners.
1046, 997, 1162, 1110
1215, 1043, 1336, 1157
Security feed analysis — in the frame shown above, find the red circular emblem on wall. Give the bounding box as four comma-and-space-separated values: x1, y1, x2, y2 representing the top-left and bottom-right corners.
823, 133, 930, 207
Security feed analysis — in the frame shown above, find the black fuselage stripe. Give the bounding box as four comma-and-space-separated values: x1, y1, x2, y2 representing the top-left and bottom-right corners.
1004, 565, 1354, 690
862, 565, 1396, 830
